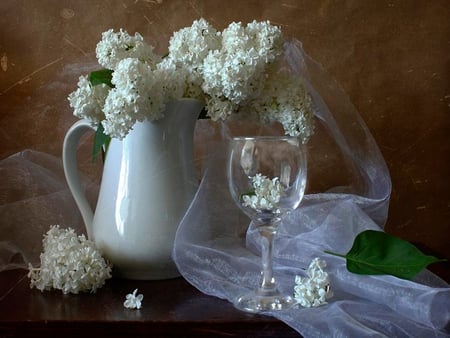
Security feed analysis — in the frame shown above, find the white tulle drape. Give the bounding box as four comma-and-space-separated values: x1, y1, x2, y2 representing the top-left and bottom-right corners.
172, 41, 450, 337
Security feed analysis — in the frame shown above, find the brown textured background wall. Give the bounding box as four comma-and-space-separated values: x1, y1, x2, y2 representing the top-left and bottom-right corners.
1, 0, 449, 281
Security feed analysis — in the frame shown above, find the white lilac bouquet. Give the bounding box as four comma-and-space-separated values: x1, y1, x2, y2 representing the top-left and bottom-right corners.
68, 18, 315, 148
28, 225, 112, 294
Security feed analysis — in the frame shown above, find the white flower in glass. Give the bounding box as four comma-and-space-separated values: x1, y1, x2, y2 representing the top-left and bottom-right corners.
294, 258, 333, 307
242, 173, 284, 211
28, 225, 112, 294
124, 289, 144, 309
95, 28, 160, 70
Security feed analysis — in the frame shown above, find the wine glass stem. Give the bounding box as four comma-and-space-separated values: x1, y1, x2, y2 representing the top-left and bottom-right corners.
258, 224, 278, 295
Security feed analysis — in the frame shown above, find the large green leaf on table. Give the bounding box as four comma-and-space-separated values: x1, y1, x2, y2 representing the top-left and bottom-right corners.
89, 69, 114, 88
325, 230, 445, 280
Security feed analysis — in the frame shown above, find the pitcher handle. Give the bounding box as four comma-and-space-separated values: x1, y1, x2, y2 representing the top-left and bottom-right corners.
62, 119, 95, 239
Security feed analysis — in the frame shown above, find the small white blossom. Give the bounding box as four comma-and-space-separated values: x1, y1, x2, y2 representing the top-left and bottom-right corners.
294, 258, 333, 307
248, 20, 284, 62
28, 225, 112, 294
242, 173, 284, 211
101, 57, 167, 139
95, 29, 160, 70
67, 75, 109, 126
241, 66, 315, 142
168, 18, 220, 71
124, 289, 144, 309
166, 18, 220, 100
156, 57, 188, 99
221, 20, 283, 63
202, 20, 283, 117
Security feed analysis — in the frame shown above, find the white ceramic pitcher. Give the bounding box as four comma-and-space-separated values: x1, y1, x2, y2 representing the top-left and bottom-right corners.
63, 99, 204, 280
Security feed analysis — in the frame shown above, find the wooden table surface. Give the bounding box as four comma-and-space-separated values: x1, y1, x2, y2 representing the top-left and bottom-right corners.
0, 269, 299, 337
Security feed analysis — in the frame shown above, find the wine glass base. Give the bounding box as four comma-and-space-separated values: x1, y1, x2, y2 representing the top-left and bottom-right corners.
234, 292, 296, 313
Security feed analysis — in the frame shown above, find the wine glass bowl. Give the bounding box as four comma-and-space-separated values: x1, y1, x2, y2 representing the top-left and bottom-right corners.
228, 136, 307, 313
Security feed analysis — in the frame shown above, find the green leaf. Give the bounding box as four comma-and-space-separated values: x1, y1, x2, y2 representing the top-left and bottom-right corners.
89, 69, 114, 88
325, 230, 445, 280
240, 190, 256, 199
198, 107, 210, 119
93, 123, 111, 162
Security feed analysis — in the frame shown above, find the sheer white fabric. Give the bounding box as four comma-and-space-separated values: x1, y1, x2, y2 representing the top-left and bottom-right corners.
172, 41, 450, 337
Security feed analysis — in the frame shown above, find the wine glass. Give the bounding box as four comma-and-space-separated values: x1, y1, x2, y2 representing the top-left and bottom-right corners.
228, 136, 307, 313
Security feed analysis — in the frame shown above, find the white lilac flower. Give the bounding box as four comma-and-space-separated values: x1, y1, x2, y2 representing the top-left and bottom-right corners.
243, 66, 315, 143
166, 18, 220, 99
202, 20, 284, 119
102, 58, 167, 139
168, 18, 220, 71
95, 29, 160, 70
28, 225, 112, 294
202, 47, 263, 119
220, 21, 247, 52
294, 258, 333, 307
215, 51, 264, 104
204, 94, 238, 121
68, 20, 315, 142
221, 20, 283, 63
245, 20, 284, 63
157, 56, 202, 100
242, 173, 283, 210
124, 289, 144, 309
67, 75, 109, 126
156, 57, 185, 99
